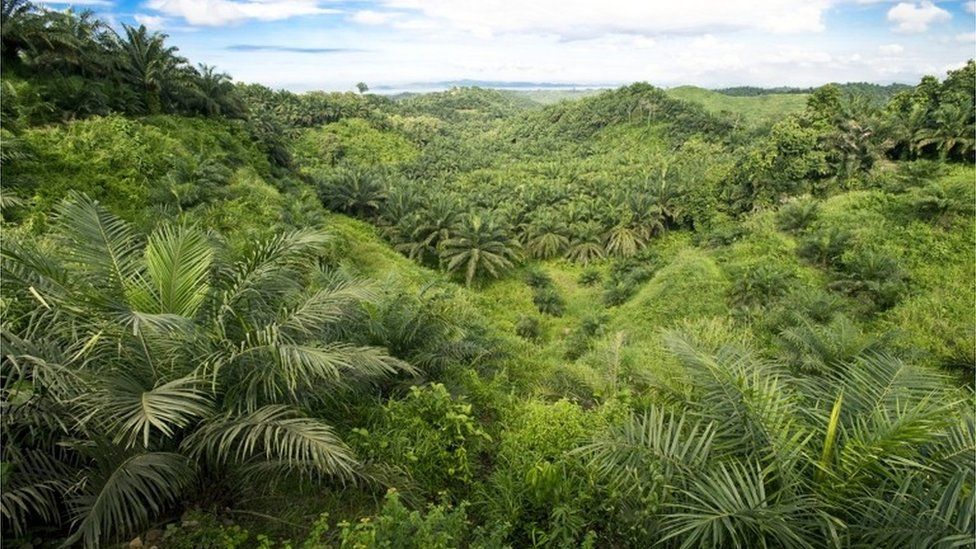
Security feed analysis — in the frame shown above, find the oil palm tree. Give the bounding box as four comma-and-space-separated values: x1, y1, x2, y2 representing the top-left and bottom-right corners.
316, 166, 388, 218
1, 194, 412, 547
525, 212, 570, 260
396, 196, 459, 266
192, 63, 239, 116
619, 191, 665, 240
439, 213, 520, 286
603, 213, 646, 258
882, 102, 929, 159
1, 0, 41, 64
566, 221, 606, 264
115, 24, 188, 114
916, 102, 976, 160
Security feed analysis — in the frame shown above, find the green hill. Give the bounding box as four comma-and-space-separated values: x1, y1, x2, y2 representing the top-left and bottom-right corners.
667, 85, 810, 127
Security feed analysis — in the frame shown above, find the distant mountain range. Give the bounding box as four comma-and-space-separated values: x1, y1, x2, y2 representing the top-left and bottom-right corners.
371, 80, 913, 100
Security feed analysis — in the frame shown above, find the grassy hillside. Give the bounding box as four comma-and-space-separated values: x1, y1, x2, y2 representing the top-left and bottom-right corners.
667, 85, 809, 127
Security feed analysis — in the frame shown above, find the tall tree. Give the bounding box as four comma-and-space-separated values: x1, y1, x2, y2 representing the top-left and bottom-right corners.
115, 24, 188, 114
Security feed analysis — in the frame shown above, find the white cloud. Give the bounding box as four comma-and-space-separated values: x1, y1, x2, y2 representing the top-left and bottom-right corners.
178, 0, 971, 92
957, 32, 976, 41
886, 1, 951, 33
134, 14, 167, 29
350, 10, 395, 25
145, 0, 338, 26
377, 0, 831, 38
965, 1, 976, 14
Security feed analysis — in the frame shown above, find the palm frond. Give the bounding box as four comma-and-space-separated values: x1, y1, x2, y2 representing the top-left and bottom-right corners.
136, 223, 213, 317
661, 460, 817, 549
576, 405, 714, 496
231, 330, 411, 405
0, 447, 75, 535
278, 274, 377, 337
103, 375, 213, 449
848, 470, 975, 549
65, 451, 194, 549
215, 228, 332, 322
182, 405, 358, 480
53, 192, 141, 295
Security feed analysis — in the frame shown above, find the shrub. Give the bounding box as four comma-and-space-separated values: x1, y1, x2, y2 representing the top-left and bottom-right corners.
160, 511, 252, 549
481, 400, 604, 547
292, 118, 419, 172
335, 489, 470, 549
525, 266, 554, 288
515, 315, 543, 341
620, 250, 730, 327
578, 267, 602, 286
533, 286, 565, 316
697, 213, 749, 247
564, 313, 608, 360
600, 256, 658, 306
776, 196, 820, 233
354, 384, 490, 498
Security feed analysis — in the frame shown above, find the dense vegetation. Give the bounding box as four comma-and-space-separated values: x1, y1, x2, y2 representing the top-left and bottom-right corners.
1, 2, 974, 547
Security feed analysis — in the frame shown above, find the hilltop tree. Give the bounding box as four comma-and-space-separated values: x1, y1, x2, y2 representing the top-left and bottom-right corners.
116, 24, 189, 114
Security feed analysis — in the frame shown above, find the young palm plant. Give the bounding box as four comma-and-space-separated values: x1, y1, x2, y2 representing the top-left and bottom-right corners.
0, 194, 412, 547
603, 214, 646, 258
578, 325, 973, 548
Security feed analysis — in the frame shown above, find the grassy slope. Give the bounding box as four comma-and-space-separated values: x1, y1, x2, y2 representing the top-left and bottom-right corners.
666, 85, 808, 127
334, 163, 976, 402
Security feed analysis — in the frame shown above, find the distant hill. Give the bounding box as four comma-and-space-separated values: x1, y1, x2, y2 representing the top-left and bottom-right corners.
717, 82, 911, 103
374, 79, 612, 94
666, 86, 809, 128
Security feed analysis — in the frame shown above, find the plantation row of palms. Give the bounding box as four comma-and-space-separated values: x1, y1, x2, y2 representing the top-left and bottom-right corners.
317, 166, 687, 284
2, 0, 239, 120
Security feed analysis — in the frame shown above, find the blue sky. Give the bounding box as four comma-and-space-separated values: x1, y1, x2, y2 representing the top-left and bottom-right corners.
36, 0, 976, 91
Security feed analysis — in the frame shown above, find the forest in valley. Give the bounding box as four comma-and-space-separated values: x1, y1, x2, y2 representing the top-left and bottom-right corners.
1, 1, 975, 547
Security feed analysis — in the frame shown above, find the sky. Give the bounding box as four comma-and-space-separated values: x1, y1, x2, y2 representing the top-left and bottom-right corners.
35, 0, 976, 92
